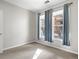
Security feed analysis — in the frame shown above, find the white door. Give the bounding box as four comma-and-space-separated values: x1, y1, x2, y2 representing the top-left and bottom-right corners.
0, 10, 3, 53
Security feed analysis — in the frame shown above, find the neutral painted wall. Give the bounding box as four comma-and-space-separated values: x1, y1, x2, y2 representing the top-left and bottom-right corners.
35, 0, 78, 54
69, 0, 78, 52
0, 10, 3, 52
0, 0, 35, 49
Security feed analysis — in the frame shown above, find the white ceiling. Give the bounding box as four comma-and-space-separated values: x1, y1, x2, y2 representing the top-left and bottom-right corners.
4, 0, 66, 12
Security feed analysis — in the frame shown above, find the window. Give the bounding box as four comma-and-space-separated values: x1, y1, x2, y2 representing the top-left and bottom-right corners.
52, 9, 64, 40
38, 8, 64, 40
39, 13, 45, 39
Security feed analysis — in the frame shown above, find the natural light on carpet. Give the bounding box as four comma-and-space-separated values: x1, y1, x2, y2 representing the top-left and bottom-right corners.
32, 48, 42, 59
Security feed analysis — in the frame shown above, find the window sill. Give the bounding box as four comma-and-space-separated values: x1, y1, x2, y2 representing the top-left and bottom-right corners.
53, 38, 63, 42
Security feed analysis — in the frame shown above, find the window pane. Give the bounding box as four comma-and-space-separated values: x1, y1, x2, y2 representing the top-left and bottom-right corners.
53, 9, 64, 39
39, 14, 45, 39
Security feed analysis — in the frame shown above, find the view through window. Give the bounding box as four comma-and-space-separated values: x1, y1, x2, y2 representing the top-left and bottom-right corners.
52, 9, 64, 40
39, 13, 45, 39
39, 9, 64, 40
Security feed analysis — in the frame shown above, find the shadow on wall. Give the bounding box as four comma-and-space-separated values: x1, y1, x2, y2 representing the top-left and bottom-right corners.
25, 12, 36, 42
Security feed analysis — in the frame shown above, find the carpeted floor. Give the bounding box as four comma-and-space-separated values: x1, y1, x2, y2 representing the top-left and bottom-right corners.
0, 43, 78, 59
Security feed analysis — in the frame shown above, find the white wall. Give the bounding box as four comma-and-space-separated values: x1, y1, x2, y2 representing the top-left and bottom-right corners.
35, 0, 78, 54
0, 0, 35, 50
0, 10, 3, 53
69, 0, 78, 53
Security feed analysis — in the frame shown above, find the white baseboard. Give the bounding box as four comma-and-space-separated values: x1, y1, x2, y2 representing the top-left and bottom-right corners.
3, 42, 26, 51
35, 40, 78, 55
3, 41, 34, 51
2, 40, 78, 55
51, 44, 78, 54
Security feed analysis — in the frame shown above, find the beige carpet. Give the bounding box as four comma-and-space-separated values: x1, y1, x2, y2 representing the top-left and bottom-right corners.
0, 43, 78, 59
